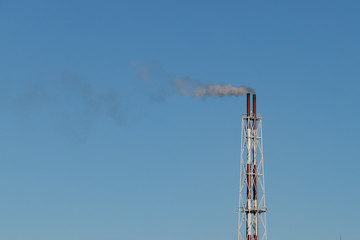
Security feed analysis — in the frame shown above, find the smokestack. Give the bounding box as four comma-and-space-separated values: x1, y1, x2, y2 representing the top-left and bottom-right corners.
247, 93, 251, 116
253, 94, 256, 129
253, 94, 256, 117
252, 93, 258, 240
246, 92, 252, 240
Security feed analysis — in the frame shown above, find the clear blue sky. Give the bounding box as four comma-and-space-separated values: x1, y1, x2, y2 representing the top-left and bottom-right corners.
0, 0, 359, 239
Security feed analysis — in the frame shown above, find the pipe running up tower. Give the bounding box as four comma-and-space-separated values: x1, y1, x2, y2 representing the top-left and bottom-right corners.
238, 93, 267, 240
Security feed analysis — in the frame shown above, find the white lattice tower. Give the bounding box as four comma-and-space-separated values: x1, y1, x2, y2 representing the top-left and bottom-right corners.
237, 94, 267, 240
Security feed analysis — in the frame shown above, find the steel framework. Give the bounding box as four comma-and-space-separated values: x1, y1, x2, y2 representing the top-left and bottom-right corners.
237, 94, 267, 240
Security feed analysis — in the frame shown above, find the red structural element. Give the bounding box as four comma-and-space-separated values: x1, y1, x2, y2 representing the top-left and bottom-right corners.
247, 93, 251, 117
253, 94, 257, 129
253, 94, 258, 204
253, 93, 258, 240
252, 94, 256, 115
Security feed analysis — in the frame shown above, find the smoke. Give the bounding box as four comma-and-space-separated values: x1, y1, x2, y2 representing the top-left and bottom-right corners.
60, 76, 123, 125
130, 61, 151, 82
59, 74, 122, 125
12, 74, 123, 126
131, 61, 255, 99
0, 60, 253, 135
174, 78, 255, 98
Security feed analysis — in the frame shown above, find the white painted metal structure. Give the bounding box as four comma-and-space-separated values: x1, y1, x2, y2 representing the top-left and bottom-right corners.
237, 94, 267, 240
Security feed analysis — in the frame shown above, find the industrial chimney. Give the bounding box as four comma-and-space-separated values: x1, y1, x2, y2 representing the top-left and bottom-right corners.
238, 94, 267, 240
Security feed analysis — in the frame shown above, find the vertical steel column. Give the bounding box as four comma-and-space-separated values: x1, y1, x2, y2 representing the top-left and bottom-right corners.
252, 94, 258, 240
246, 93, 252, 240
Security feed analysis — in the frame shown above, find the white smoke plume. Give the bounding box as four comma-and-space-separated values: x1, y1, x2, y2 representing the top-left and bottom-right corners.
131, 61, 255, 99
174, 78, 255, 98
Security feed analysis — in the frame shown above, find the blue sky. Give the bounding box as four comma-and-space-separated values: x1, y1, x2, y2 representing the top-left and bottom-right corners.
0, 0, 359, 239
